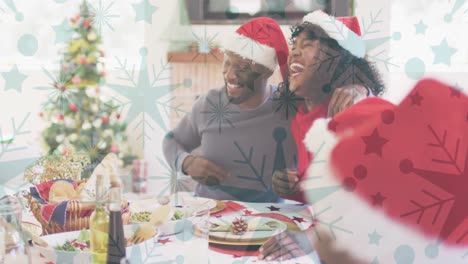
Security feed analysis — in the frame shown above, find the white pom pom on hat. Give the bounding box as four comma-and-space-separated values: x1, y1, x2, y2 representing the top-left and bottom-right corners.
302, 10, 366, 58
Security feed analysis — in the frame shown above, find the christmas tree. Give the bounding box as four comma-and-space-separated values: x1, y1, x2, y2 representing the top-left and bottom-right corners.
41, 0, 136, 177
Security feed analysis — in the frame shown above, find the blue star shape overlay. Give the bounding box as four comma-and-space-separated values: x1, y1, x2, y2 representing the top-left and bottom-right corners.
368, 230, 382, 245
132, 0, 157, 24
108, 47, 186, 132
89, 0, 119, 33
414, 20, 428, 35
201, 92, 240, 134
431, 38, 457, 66
52, 18, 72, 44
191, 27, 222, 64
2, 65, 27, 92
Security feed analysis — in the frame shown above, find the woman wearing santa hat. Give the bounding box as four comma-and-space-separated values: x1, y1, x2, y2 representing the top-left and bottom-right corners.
271, 9, 388, 204
263, 9, 467, 263
263, 9, 393, 262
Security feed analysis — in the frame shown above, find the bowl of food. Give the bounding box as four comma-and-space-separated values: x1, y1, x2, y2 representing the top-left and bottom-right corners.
33, 224, 159, 264
130, 207, 187, 236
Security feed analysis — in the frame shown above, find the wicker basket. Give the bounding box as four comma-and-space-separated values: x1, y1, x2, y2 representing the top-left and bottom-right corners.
27, 195, 131, 235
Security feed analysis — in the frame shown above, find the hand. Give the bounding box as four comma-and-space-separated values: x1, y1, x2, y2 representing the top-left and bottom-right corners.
272, 169, 300, 196
182, 155, 229, 186
258, 229, 314, 261
327, 84, 368, 117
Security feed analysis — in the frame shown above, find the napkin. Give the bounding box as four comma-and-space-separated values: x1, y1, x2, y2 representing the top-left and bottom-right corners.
210, 217, 277, 232
80, 153, 119, 201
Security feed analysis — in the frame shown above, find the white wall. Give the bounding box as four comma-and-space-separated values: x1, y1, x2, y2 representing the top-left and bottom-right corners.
356, 0, 468, 103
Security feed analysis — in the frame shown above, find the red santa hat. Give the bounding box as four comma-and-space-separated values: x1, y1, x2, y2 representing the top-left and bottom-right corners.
302, 10, 366, 58
222, 17, 289, 81
301, 79, 467, 262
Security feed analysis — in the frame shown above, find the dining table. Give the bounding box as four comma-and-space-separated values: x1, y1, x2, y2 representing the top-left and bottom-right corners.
29, 193, 321, 264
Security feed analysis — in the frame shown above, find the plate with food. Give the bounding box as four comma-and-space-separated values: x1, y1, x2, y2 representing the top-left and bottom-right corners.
131, 207, 187, 236
33, 224, 159, 264
203, 216, 287, 246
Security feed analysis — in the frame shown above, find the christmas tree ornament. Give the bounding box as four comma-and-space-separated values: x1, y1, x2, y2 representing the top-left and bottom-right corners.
83, 19, 91, 28
97, 141, 107, 150
87, 32, 97, 41
92, 118, 102, 127
80, 55, 87, 65
85, 87, 96, 97
69, 103, 78, 112
69, 133, 78, 142
72, 76, 81, 85
82, 122, 92, 130
65, 118, 76, 128
102, 116, 109, 124
110, 144, 118, 153
55, 135, 65, 143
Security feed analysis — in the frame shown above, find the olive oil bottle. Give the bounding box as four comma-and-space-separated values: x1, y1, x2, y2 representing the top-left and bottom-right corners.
90, 174, 109, 264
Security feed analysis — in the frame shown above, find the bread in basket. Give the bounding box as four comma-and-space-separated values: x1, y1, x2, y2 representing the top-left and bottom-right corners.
25, 153, 131, 234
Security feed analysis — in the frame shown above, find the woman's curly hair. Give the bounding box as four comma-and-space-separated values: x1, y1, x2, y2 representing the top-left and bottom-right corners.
277, 22, 385, 96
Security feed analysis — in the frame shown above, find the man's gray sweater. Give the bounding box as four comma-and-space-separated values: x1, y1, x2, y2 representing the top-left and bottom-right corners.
162, 86, 297, 202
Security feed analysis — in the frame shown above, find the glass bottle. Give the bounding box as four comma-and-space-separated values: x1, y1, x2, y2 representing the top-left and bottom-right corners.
90, 174, 109, 264
106, 179, 125, 264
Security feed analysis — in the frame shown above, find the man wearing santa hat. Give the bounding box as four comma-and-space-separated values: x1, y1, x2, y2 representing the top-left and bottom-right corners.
163, 16, 369, 202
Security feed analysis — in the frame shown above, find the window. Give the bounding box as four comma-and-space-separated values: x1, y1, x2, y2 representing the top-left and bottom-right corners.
186, 0, 353, 24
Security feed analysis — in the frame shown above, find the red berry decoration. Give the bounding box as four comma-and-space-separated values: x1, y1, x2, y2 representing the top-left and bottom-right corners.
110, 144, 119, 153
60, 86, 66, 92
69, 103, 78, 112
58, 114, 65, 120
102, 116, 109, 124
83, 19, 91, 28
80, 56, 87, 65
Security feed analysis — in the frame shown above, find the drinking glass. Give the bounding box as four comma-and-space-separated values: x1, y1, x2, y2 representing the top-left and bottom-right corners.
183, 205, 211, 263
0, 195, 31, 263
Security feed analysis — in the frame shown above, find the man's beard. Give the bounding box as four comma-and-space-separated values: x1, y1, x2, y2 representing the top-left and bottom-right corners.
225, 83, 256, 105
